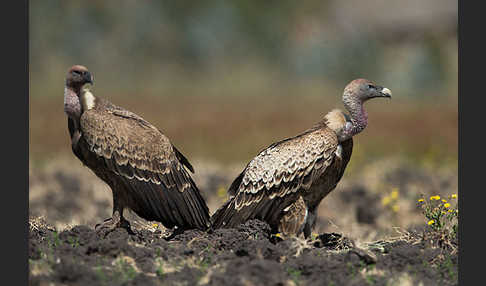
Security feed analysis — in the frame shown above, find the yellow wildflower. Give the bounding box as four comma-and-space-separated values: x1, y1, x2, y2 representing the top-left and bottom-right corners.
418, 198, 424, 203
392, 204, 400, 212
275, 233, 282, 238
451, 194, 457, 199
430, 195, 440, 200
382, 196, 391, 206
152, 223, 158, 228
444, 203, 451, 208
442, 199, 447, 203
448, 209, 453, 213
391, 189, 399, 200
428, 220, 435, 225
441, 211, 446, 215
217, 185, 227, 201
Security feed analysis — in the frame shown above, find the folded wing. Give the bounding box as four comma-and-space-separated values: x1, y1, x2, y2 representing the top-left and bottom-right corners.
79, 104, 210, 230
212, 125, 339, 230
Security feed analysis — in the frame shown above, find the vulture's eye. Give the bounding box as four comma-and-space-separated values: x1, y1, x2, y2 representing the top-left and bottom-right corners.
367, 84, 375, 89
73, 70, 81, 75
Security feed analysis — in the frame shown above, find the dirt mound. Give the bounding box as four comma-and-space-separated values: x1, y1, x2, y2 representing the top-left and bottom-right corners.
29, 217, 457, 286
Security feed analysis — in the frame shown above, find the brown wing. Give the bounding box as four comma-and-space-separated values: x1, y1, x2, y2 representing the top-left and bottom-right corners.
284, 137, 354, 237
211, 126, 339, 231
79, 105, 210, 230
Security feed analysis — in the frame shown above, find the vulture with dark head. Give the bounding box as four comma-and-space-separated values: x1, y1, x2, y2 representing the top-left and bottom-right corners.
212, 79, 392, 238
63, 65, 211, 234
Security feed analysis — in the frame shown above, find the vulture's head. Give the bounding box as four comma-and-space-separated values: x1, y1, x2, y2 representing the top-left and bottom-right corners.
343, 79, 392, 105
66, 65, 94, 90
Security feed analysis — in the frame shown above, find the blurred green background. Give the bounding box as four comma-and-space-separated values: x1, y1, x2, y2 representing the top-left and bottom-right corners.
29, 0, 457, 169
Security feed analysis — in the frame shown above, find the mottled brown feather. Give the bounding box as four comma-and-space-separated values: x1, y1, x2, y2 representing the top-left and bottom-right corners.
211, 121, 339, 231
279, 196, 308, 237
77, 97, 210, 230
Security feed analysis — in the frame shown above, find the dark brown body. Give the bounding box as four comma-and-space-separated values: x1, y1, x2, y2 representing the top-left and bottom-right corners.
67, 93, 211, 231
298, 138, 352, 237
211, 77, 391, 238
212, 120, 353, 237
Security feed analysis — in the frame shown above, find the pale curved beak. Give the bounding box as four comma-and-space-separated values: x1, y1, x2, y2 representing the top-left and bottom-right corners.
381, 87, 392, 98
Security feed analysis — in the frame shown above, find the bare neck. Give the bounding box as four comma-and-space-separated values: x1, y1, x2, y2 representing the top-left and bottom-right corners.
340, 96, 368, 141
64, 86, 81, 120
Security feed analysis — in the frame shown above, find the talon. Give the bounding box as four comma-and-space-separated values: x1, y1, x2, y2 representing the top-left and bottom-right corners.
164, 227, 184, 241
94, 216, 134, 235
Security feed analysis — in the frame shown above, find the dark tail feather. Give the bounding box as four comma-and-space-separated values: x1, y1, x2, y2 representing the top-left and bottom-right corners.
172, 145, 195, 173
175, 170, 211, 230
164, 176, 210, 231
185, 176, 211, 229
121, 169, 210, 231
166, 168, 196, 226
119, 176, 178, 229
170, 166, 201, 226
211, 198, 237, 229
211, 196, 266, 229
211, 188, 299, 232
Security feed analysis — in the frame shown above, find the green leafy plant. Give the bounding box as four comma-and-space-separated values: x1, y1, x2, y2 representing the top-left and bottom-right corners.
286, 267, 302, 285
155, 257, 165, 278
67, 236, 80, 248
113, 258, 137, 283
439, 255, 457, 282
48, 231, 61, 248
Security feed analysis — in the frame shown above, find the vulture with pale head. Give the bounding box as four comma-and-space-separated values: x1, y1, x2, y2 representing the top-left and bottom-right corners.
63, 65, 211, 234
212, 79, 392, 238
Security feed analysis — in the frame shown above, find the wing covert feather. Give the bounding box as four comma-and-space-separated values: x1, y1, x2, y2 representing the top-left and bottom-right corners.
79, 106, 210, 229
80, 108, 176, 179
212, 126, 339, 229
236, 127, 338, 207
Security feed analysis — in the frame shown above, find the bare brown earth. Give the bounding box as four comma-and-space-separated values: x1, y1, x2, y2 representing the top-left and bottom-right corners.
29, 216, 457, 286
29, 156, 458, 285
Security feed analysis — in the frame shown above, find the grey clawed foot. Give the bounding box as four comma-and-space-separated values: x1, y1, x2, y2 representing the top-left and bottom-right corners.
94, 216, 134, 237
163, 227, 184, 241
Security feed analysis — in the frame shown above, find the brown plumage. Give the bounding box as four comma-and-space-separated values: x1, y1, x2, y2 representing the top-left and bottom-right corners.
278, 196, 308, 237
63, 65, 211, 233
212, 79, 391, 238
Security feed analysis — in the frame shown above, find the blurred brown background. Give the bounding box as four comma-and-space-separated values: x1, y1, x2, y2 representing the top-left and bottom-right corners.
29, 1, 457, 239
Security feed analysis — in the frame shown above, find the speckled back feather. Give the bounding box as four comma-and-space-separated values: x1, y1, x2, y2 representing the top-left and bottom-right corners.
211, 120, 339, 231
77, 97, 210, 230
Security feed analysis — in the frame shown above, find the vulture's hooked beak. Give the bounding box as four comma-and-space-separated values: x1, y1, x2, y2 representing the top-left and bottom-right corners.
375, 86, 392, 98
380, 87, 391, 98
84, 72, 94, 85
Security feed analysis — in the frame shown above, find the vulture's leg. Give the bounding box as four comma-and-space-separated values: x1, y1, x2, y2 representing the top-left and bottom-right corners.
163, 226, 185, 241
303, 208, 317, 239
113, 208, 133, 233
95, 191, 134, 235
